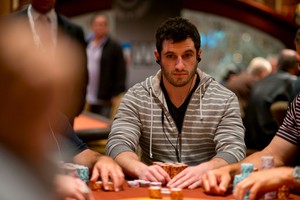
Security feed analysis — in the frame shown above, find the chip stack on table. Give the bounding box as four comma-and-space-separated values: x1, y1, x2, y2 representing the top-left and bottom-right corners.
89, 181, 103, 191
232, 163, 254, 200
233, 174, 243, 192
261, 156, 277, 199
277, 185, 290, 200
148, 186, 162, 199
242, 163, 254, 200
73, 164, 89, 184
152, 162, 188, 179
241, 163, 254, 178
170, 188, 183, 200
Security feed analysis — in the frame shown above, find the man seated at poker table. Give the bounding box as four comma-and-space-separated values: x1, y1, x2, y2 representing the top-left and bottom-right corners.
106, 16, 245, 190
202, 93, 300, 200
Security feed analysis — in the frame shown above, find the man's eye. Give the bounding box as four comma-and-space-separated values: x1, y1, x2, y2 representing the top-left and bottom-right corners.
183, 54, 193, 59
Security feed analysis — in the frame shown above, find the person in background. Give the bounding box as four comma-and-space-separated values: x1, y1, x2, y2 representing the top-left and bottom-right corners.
86, 13, 127, 118
267, 53, 279, 74
225, 57, 272, 118
106, 17, 246, 189
220, 68, 240, 86
12, 0, 88, 126
201, 29, 300, 200
243, 49, 299, 150
292, 29, 300, 98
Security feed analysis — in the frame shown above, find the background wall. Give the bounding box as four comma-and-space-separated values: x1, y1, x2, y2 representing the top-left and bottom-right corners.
71, 6, 284, 88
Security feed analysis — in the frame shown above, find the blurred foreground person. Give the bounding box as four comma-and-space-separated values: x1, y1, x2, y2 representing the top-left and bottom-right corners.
11, 0, 88, 125
0, 18, 124, 200
0, 18, 70, 200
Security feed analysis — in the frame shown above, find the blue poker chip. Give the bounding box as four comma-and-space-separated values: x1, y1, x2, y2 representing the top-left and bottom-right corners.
74, 164, 89, 183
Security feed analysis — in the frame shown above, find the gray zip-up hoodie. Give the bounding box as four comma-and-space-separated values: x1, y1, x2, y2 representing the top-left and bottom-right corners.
106, 68, 246, 166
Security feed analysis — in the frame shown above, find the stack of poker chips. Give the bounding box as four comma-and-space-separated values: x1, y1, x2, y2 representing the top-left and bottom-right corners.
89, 181, 103, 191
148, 186, 162, 199
261, 156, 277, 199
233, 163, 254, 200
152, 162, 188, 179
73, 164, 89, 184
277, 185, 290, 200
170, 188, 183, 200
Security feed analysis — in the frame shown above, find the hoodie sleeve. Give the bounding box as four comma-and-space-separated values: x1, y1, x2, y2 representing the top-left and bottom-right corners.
213, 92, 246, 163
106, 88, 142, 159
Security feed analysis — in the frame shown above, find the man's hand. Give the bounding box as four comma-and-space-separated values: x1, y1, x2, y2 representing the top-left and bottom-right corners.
167, 166, 205, 189
55, 175, 94, 200
90, 156, 125, 191
202, 166, 232, 195
234, 167, 293, 200
139, 165, 171, 185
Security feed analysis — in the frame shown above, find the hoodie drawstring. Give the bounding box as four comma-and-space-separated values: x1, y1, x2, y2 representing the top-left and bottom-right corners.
200, 86, 203, 120
149, 88, 153, 159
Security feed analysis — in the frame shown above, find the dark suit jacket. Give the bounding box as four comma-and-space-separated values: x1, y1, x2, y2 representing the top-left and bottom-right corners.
13, 7, 88, 124
244, 71, 297, 150
87, 36, 127, 102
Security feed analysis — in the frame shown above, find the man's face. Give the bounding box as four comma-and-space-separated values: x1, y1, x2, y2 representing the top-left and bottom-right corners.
30, 0, 56, 14
158, 38, 200, 87
92, 16, 108, 38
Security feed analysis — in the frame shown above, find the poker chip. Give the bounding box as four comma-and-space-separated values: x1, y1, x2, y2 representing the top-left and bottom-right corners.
74, 164, 89, 183
148, 186, 162, 199
161, 188, 170, 194
261, 156, 277, 199
261, 156, 274, 170
138, 180, 150, 187
150, 181, 162, 187
170, 188, 183, 200
127, 180, 140, 188
241, 163, 254, 178
89, 181, 103, 191
233, 174, 243, 191
277, 185, 290, 200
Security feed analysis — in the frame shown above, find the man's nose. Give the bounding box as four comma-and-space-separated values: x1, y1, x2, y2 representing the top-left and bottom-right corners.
175, 57, 184, 70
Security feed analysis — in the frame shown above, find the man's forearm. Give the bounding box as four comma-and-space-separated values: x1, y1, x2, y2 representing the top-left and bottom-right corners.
73, 149, 101, 170
115, 151, 147, 179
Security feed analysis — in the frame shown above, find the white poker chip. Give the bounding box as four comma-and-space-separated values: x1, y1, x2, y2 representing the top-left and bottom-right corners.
161, 188, 170, 194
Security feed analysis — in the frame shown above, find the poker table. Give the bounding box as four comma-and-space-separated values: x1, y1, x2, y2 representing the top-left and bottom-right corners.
73, 111, 111, 142
91, 184, 300, 200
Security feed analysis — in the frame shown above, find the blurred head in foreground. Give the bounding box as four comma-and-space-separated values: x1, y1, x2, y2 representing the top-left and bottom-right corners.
0, 17, 78, 173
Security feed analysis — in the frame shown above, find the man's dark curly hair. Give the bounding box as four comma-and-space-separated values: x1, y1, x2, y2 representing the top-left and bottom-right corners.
155, 17, 201, 55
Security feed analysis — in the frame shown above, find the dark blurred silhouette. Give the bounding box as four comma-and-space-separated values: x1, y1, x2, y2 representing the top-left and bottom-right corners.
10, 0, 88, 125
226, 57, 272, 118
0, 17, 73, 200
244, 49, 299, 150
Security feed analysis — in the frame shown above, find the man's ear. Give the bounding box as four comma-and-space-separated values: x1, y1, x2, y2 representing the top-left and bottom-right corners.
197, 48, 202, 59
154, 50, 160, 64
